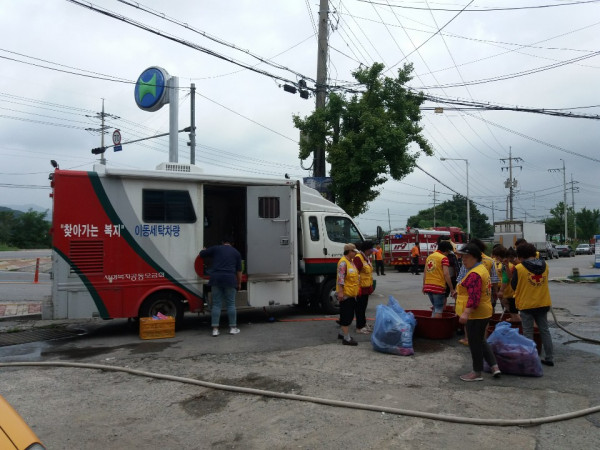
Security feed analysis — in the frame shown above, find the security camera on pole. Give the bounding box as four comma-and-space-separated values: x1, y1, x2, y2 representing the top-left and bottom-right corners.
134, 66, 179, 162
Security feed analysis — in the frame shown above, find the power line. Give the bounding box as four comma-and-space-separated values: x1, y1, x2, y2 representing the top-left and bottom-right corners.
117, 0, 317, 84
388, 0, 475, 71
195, 92, 296, 143
66, 0, 314, 92
415, 50, 600, 90
463, 111, 600, 163
361, 0, 600, 12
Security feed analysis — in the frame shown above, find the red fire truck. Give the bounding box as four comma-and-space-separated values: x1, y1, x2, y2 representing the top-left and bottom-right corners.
383, 227, 467, 271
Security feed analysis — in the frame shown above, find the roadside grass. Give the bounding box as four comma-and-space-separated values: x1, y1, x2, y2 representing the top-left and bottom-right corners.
0, 244, 19, 251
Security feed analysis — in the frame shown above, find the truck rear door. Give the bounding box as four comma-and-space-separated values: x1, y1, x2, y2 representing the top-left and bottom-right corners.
245, 185, 297, 307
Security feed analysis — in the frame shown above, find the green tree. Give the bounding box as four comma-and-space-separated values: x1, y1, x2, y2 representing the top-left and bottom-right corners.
546, 202, 574, 243
0, 211, 16, 245
576, 207, 600, 240
11, 209, 51, 249
406, 195, 493, 238
293, 63, 432, 217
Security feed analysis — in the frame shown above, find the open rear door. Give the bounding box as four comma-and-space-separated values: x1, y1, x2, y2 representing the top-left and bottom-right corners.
245, 185, 297, 307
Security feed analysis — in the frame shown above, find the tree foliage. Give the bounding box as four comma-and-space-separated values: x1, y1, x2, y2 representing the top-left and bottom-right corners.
543, 202, 599, 242
544, 202, 575, 243
575, 207, 599, 240
0, 209, 51, 249
406, 195, 493, 238
293, 63, 432, 216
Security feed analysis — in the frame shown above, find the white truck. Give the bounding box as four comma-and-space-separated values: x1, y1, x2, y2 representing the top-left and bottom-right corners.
48, 162, 364, 323
493, 220, 547, 256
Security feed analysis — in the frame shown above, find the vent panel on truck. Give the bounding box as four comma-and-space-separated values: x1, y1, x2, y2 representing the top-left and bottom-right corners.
69, 240, 104, 275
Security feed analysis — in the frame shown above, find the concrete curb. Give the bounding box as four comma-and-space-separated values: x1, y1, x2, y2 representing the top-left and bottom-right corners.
0, 302, 42, 321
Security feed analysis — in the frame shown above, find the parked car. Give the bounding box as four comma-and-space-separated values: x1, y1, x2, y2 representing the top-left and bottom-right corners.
556, 245, 575, 257
0, 394, 45, 449
576, 243, 592, 255
545, 242, 559, 259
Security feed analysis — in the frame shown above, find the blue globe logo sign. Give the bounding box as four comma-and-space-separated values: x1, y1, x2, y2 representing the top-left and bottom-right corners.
134, 66, 170, 112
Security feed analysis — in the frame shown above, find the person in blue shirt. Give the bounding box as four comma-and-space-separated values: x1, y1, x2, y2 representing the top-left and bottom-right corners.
200, 236, 242, 337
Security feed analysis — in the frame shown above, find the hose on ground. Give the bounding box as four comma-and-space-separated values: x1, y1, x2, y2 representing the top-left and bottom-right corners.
551, 306, 600, 345
1, 361, 599, 427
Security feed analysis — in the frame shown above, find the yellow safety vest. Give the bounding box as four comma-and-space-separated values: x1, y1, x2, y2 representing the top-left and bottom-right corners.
356, 252, 373, 288
514, 263, 552, 310
338, 256, 359, 298
481, 254, 494, 274
423, 251, 447, 289
456, 263, 492, 319
502, 262, 515, 298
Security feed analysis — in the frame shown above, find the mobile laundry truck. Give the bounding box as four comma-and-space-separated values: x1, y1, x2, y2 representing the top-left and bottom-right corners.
48, 163, 364, 323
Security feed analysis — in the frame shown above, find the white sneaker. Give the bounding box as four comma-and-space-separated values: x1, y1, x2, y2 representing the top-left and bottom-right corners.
229, 327, 240, 335
212, 328, 219, 337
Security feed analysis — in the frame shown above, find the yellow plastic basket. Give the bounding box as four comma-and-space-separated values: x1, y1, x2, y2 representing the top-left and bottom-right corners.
139, 317, 175, 340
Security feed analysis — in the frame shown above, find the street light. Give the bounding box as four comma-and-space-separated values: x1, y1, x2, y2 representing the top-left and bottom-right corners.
440, 157, 470, 238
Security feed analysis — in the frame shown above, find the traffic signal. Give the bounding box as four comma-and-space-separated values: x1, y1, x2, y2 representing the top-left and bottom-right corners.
91, 147, 106, 155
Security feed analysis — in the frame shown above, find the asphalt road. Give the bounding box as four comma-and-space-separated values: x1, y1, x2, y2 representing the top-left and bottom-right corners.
0, 251, 599, 449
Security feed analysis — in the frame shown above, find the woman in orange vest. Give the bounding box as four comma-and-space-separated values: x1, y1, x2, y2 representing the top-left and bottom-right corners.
336, 243, 360, 346
456, 243, 501, 382
354, 240, 374, 334
511, 243, 554, 366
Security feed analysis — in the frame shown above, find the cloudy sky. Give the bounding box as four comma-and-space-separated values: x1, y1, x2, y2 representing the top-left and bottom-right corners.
1, 0, 599, 235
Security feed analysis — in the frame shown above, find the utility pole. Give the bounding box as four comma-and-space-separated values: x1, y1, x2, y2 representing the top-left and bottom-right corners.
570, 173, 579, 240
86, 99, 119, 165
500, 146, 523, 221
433, 184, 437, 227
189, 83, 196, 165
548, 160, 567, 243
314, 0, 329, 177
492, 200, 495, 224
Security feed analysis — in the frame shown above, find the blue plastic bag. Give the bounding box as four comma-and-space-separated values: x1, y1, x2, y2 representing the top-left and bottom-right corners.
485, 321, 543, 377
388, 296, 417, 330
371, 303, 415, 356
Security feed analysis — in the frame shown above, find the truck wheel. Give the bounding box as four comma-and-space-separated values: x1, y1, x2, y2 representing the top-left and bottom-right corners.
140, 292, 184, 325
321, 279, 340, 315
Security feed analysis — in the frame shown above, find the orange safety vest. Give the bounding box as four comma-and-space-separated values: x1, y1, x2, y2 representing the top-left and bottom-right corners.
373, 247, 383, 261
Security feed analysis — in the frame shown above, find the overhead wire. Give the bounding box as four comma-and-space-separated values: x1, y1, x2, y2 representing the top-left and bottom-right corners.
116, 0, 316, 84
362, 0, 600, 12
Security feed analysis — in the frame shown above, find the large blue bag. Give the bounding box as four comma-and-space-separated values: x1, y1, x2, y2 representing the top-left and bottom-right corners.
387, 296, 417, 330
485, 321, 543, 377
371, 302, 415, 356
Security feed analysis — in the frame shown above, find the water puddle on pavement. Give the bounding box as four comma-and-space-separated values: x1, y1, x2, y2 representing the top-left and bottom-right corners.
562, 339, 600, 357
413, 339, 447, 354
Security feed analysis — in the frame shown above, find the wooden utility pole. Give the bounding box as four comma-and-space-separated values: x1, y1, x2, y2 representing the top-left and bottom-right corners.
314, 0, 329, 177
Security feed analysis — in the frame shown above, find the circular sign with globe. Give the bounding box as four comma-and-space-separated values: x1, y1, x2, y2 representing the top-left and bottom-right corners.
134, 66, 170, 112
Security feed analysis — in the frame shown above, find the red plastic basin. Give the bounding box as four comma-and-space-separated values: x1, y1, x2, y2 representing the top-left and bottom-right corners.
406, 309, 457, 340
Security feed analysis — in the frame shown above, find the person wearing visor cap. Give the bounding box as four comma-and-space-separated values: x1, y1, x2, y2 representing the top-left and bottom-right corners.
336, 243, 360, 346
455, 243, 501, 382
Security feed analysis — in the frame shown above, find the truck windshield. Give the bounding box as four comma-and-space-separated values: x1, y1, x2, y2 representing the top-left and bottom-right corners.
325, 216, 362, 244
